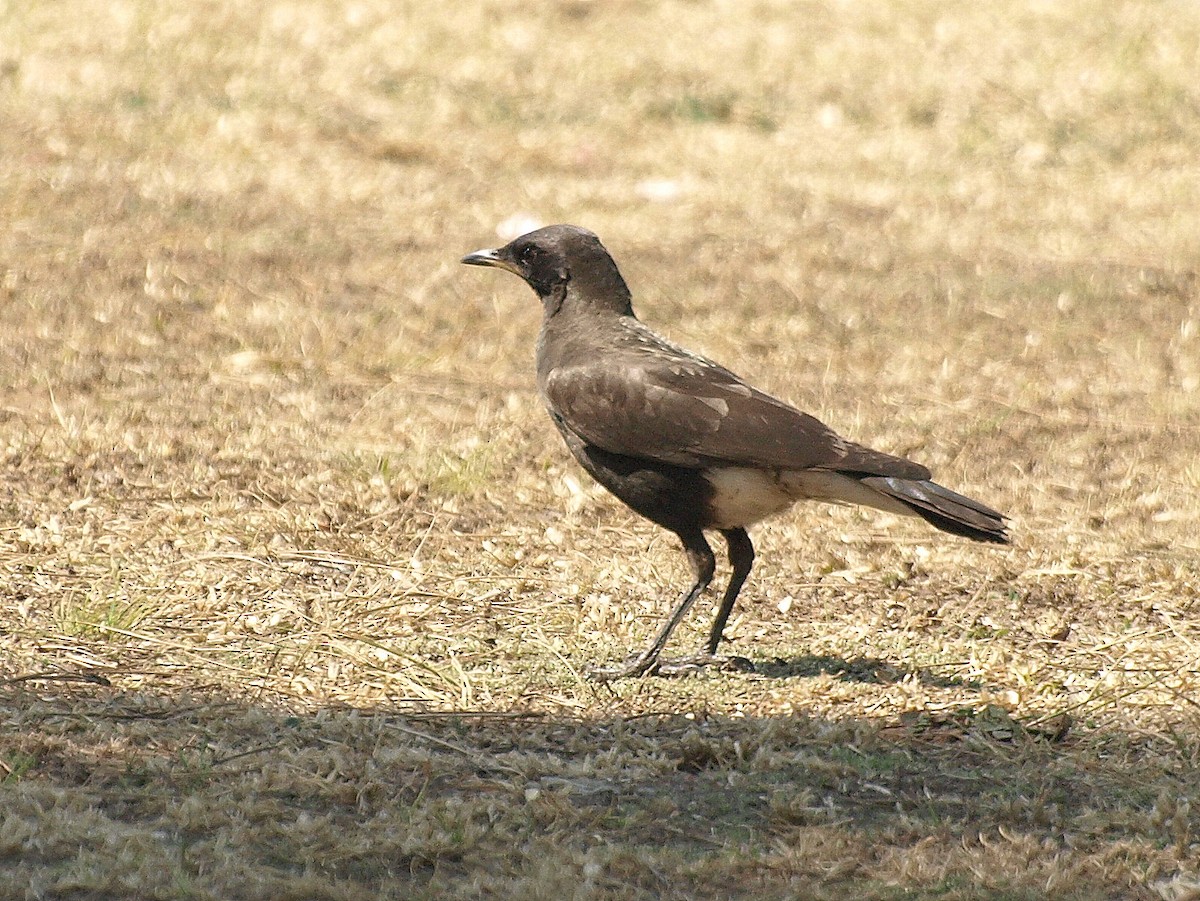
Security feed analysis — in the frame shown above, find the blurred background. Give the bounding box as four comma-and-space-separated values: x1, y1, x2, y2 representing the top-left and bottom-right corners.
2, 1, 1199, 897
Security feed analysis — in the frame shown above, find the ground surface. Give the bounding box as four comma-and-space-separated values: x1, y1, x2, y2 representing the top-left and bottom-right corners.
2, 1, 1199, 898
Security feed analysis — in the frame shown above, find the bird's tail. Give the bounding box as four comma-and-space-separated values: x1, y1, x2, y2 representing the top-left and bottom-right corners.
860, 477, 1009, 544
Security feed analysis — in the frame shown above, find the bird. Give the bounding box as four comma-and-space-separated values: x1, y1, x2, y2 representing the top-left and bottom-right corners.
461, 224, 1008, 679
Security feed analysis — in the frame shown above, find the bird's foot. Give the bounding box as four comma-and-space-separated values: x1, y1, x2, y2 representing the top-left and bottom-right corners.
587, 652, 754, 681
586, 654, 657, 682
651, 653, 755, 677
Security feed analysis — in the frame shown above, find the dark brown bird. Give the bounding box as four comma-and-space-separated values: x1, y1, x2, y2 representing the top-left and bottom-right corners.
462, 225, 1008, 679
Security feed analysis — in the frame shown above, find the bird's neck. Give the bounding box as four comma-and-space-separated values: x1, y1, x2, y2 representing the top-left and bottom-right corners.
535, 290, 638, 382
545, 261, 634, 318
576, 266, 634, 315
542, 282, 632, 320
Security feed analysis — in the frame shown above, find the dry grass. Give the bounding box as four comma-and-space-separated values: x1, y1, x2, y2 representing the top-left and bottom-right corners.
2, 0, 1199, 897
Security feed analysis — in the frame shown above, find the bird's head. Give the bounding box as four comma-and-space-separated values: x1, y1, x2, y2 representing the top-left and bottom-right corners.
461, 224, 632, 316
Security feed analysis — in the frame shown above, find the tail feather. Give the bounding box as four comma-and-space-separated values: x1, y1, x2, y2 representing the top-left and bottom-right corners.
861, 477, 1009, 544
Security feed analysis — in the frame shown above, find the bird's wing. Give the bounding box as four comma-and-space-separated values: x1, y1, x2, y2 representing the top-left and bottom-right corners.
542, 359, 931, 479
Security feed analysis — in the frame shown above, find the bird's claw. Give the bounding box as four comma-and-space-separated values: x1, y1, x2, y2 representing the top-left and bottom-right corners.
650, 653, 755, 677
586, 652, 754, 681
585, 654, 655, 682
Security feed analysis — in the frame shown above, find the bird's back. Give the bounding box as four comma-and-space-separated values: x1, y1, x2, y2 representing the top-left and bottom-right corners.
538, 311, 929, 480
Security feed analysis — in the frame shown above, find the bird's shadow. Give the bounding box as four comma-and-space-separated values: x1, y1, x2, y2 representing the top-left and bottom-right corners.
752, 653, 982, 690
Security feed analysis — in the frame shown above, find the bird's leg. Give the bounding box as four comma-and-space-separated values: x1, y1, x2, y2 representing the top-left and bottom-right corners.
587, 532, 714, 680
706, 527, 754, 656
650, 529, 757, 676
589, 529, 758, 679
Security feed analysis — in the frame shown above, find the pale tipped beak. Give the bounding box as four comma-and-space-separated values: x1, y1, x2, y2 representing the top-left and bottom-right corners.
460, 248, 522, 276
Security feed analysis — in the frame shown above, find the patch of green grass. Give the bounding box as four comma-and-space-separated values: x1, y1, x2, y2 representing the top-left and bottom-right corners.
0, 750, 37, 783
53, 574, 155, 641
648, 92, 737, 124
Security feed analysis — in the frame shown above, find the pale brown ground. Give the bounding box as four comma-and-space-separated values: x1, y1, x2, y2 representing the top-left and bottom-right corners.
2, 1, 1199, 898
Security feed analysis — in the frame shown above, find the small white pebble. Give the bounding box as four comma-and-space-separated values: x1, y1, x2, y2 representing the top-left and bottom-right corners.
635, 178, 682, 203
496, 213, 543, 241
817, 103, 844, 129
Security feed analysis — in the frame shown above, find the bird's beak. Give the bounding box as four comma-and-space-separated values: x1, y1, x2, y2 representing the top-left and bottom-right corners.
461, 247, 522, 275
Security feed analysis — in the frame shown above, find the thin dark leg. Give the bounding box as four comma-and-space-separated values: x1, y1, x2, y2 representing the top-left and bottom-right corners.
587, 531, 714, 681
706, 527, 755, 655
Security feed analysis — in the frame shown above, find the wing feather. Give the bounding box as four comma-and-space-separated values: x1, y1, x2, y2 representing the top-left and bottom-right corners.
542, 360, 929, 479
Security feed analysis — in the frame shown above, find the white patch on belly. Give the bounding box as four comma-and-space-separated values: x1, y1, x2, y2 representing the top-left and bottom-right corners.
704, 467, 796, 529
705, 467, 917, 529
